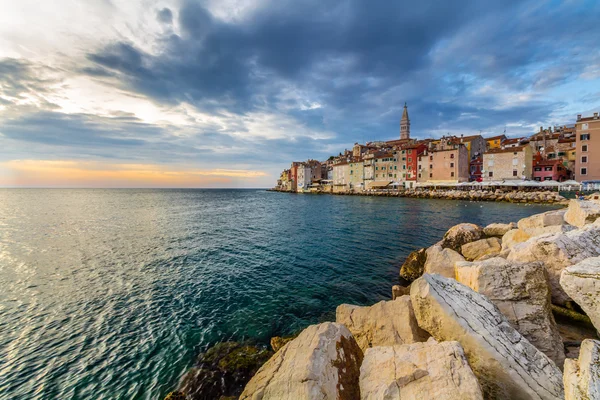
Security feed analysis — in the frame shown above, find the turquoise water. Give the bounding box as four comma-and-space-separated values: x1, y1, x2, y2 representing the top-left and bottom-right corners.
0, 189, 557, 399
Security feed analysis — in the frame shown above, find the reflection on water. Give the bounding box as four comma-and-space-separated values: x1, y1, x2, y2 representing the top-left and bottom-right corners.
0, 189, 557, 399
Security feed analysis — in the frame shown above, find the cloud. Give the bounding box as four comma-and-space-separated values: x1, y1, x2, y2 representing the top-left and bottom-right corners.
1, 0, 600, 187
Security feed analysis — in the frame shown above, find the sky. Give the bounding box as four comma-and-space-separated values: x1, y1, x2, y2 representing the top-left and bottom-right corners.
1, 0, 599, 188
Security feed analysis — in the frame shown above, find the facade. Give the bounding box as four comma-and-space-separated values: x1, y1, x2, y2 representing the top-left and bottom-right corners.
533, 159, 569, 182
575, 112, 600, 182
485, 135, 507, 150
418, 145, 469, 183
348, 160, 364, 191
459, 135, 486, 160
482, 145, 533, 181
296, 164, 312, 192
470, 156, 483, 182
374, 152, 397, 181
403, 143, 427, 186
332, 162, 350, 192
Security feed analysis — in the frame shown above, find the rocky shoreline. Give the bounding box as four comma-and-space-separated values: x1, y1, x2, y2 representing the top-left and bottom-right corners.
269, 188, 568, 205
166, 197, 600, 400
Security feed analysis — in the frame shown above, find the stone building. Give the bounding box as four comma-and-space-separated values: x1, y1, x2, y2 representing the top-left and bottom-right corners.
332, 162, 350, 193
575, 112, 600, 182
417, 141, 469, 183
482, 145, 533, 181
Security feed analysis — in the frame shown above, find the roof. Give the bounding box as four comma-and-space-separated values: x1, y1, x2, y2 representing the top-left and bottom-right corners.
486, 134, 507, 141
486, 145, 529, 154
460, 134, 483, 142
502, 137, 523, 145
401, 103, 409, 121
577, 116, 600, 123
333, 161, 349, 166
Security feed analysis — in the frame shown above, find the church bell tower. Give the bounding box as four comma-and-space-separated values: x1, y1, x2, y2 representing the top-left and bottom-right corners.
400, 102, 410, 140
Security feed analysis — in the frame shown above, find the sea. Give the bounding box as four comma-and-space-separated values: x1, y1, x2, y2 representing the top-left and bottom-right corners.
0, 189, 558, 399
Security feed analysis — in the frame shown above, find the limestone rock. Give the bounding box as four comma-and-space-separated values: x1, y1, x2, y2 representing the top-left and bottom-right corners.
399, 248, 427, 282
270, 336, 294, 352
336, 296, 429, 352
564, 199, 600, 228
508, 223, 600, 305
483, 222, 516, 237
560, 257, 600, 332
455, 257, 565, 366
240, 322, 363, 400
501, 228, 531, 250
440, 223, 483, 252
360, 341, 483, 400
410, 274, 564, 400
564, 339, 600, 400
517, 209, 567, 236
392, 284, 410, 299
423, 244, 465, 278
461, 237, 502, 261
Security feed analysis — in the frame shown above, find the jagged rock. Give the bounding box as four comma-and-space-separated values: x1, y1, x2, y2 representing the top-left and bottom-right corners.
423, 244, 465, 278
399, 248, 427, 282
270, 336, 294, 352
455, 257, 565, 366
359, 340, 483, 400
501, 228, 531, 250
240, 322, 363, 400
336, 296, 429, 352
461, 237, 502, 261
179, 342, 273, 400
440, 223, 483, 252
564, 200, 600, 228
564, 339, 600, 400
410, 274, 564, 400
509, 223, 600, 305
483, 222, 516, 237
517, 209, 567, 236
392, 284, 410, 299
560, 257, 600, 332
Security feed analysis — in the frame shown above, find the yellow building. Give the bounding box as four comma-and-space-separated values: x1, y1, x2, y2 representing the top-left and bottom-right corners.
485, 134, 507, 150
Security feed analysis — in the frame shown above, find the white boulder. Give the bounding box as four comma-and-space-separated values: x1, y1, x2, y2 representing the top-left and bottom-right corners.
423, 244, 465, 278
460, 237, 502, 261
564, 339, 600, 400
240, 322, 362, 400
483, 222, 517, 237
508, 223, 600, 305
336, 296, 429, 352
455, 257, 565, 366
517, 209, 567, 236
564, 199, 600, 228
360, 340, 483, 400
501, 228, 531, 250
410, 274, 564, 400
560, 257, 600, 332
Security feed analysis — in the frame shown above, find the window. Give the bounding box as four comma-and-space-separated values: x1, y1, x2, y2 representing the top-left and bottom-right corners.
581, 168, 588, 175
382, 166, 386, 170
512, 159, 518, 166
394, 174, 397, 178
394, 165, 397, 170
429, 164, 433, 169
488, 160, 494, 166
544, 166, 553, 171
376, 174, 378, 178
429, 173, 433, 178
582, 123, 589, 130
513, 170, 518, 177
451, 172, 455, 177
582, 145, 588, 152
389, 173, 393, 177
534, 167, 542, 172
403, 165, 406, 170
489, 172, 494, 177
350, 170, 353, 175
375, 167, 378, 170
581, 134, 590, 141
408, 149, 413, 154
429, 156, 433, 161
450, 153, 455, 159
408, 157, 412, 162
582, 156, 588, 163
513, 152, 518, 156
544, 177, 552, 181
419, 165, 422, 170
450, 162, 454, 168
418, 173, 422, 178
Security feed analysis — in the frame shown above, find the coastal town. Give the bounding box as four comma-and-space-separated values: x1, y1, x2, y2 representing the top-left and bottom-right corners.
274, 104, 600, 193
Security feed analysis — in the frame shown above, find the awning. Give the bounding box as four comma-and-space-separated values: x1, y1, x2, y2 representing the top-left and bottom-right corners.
367, 181, 392, 189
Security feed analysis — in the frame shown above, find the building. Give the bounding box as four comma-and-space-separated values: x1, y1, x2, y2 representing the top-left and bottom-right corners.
529, 127, 561, 157
296, 163, 312, 192
470, 156, 483, 182
502, 137, 527, 148
485, 134, 507, 150
457, 134, 486, 160
400, 103, 410, 140
575, 112, 600, 182
417, 141, 469, 183
402, 142, 427, 187
533, 159, 569, 182
348, 160, 364, 191
332, 162, 350, 192
482, 145, 533, 181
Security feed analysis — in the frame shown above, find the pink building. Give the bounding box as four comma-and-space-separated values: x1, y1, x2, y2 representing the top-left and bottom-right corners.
533, 159, 569, 182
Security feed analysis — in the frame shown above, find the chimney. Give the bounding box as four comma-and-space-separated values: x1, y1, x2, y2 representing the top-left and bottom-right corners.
594, 112, 599, 119
577, 114, 582, 121
540, 126, 543, 133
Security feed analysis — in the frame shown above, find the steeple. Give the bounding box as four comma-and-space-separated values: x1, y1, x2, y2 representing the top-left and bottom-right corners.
400, 102, 410, 140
